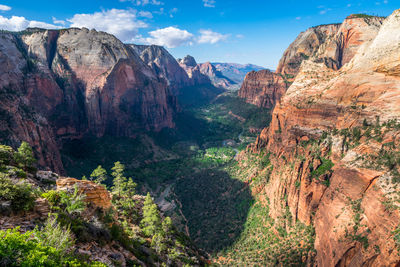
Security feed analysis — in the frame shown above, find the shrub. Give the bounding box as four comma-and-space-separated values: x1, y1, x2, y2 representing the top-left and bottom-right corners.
311, 158, 334, 179
34, 216, 74, 253
0, 174, 35, 212
59, 185, 86, 215
14, 141, 36, 171
0, 227, 106, 266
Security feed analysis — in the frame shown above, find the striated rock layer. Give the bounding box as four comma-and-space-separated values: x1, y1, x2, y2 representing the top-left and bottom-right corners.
243, 11, 400, 266
239, 15, 385, 109
56, 178, 112, 210
238, 69, 288, 109
0, 28, 178, 172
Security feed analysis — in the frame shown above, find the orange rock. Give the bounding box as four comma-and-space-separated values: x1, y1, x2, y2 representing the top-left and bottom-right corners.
56, 178, 112, 210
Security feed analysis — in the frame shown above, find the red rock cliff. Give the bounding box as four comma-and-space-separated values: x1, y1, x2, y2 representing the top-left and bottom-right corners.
239, 15, 384, 109
245, 11, 400, 266
0, 28, 177, 172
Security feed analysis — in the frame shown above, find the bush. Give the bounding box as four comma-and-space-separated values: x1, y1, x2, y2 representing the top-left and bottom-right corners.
0, 227, 106, 266
34, 216, 74, 253
0, 174, 35, 212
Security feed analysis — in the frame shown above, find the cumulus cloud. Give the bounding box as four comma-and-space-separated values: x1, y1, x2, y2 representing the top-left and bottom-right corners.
0, 15, 61, 31
203, 0, 215, 8
0, 4, 11, 11
198, 29, 228, 44
120, 0, 163, 6
68, 9, 147, 42
145, 26, 194, 48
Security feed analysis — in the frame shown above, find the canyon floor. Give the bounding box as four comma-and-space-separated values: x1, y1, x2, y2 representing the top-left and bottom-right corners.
60, 91, 299, 263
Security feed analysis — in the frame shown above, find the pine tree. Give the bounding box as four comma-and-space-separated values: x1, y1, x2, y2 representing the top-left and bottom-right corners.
141, 193, 161, 237
110, 162, 137, 217
111, 161, 127, 197
90, 165, 107, 184
15, 141, 36, 171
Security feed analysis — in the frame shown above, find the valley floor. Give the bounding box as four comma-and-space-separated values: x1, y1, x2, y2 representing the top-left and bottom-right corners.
62, 91, 315, 265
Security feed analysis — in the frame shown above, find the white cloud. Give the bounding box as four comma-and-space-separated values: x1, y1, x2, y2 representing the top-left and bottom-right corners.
296, 16, 301, 20
198, 29, 228, 44
146, 26, 194, 48
52, 16, 66, 25
0, 4, 11, 11
68, 9, 147, 42
138, 11, 153, 18
236, 34, 244, 39
0, 15, 61, 31
120, 0, 163, 6
203, 0, 216, 8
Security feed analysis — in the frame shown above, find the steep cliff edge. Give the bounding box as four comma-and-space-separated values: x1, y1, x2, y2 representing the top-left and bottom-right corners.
129, 44, 192, 95
239, 15, 385, 109
0, 28, 177, 172
242, 10, 400, 266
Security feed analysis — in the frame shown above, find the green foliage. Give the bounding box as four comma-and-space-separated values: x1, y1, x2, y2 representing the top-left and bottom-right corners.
141, 193, 161, 237
0, 174, 35, 212
110, 162, 137, 217
41, 190, 61, 210
59, 186, 86, 215
14, 141, 36, 171
90, 165, 107, 184
34, 216, 74, 254
0, 227, 105, 266
310, 158, 334, 179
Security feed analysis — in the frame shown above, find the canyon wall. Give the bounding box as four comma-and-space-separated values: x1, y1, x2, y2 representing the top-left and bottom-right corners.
239, 15, 385, 109
242, 12, 400, 266
0, 28, 179, 172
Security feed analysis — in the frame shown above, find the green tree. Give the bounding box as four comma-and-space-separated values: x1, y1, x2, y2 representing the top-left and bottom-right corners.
90, 165, 107, 184
15, 141, 36, 171
141, 193, 161, 237
110, 162, 137, 217
111, 161, 127, 197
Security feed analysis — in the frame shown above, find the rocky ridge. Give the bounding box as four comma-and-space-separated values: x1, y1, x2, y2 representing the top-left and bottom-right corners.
241, 11, 400, 266
239, 15, 385, 109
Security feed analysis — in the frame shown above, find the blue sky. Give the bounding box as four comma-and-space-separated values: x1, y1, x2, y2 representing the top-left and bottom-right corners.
0, 0, 398, 68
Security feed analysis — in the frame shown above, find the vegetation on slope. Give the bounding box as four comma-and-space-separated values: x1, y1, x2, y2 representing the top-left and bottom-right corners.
0, 143, 203, 266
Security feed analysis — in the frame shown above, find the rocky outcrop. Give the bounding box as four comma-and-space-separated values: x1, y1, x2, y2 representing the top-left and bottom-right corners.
56, 178, 112, 210
238, 70, 287, 109
0, 28, 177, 172
245, 10, 400, 266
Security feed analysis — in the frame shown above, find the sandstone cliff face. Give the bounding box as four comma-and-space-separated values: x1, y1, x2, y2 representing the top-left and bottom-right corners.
0, 28, 177, 172
179, 55, 211, 85
245, 11, 400, 266
130, 44, 192, 94
240, 16, 385, 109
238, 70, 287, 109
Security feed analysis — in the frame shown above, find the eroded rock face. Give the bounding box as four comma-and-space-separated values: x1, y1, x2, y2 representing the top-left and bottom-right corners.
0, 28, 178, 172
240, 15, 385, 109
238, 70, 287, 109
246, 10, 400, 266
130, 44, 191, 94
56, 178, 112, 210
179, 55, 211, 85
